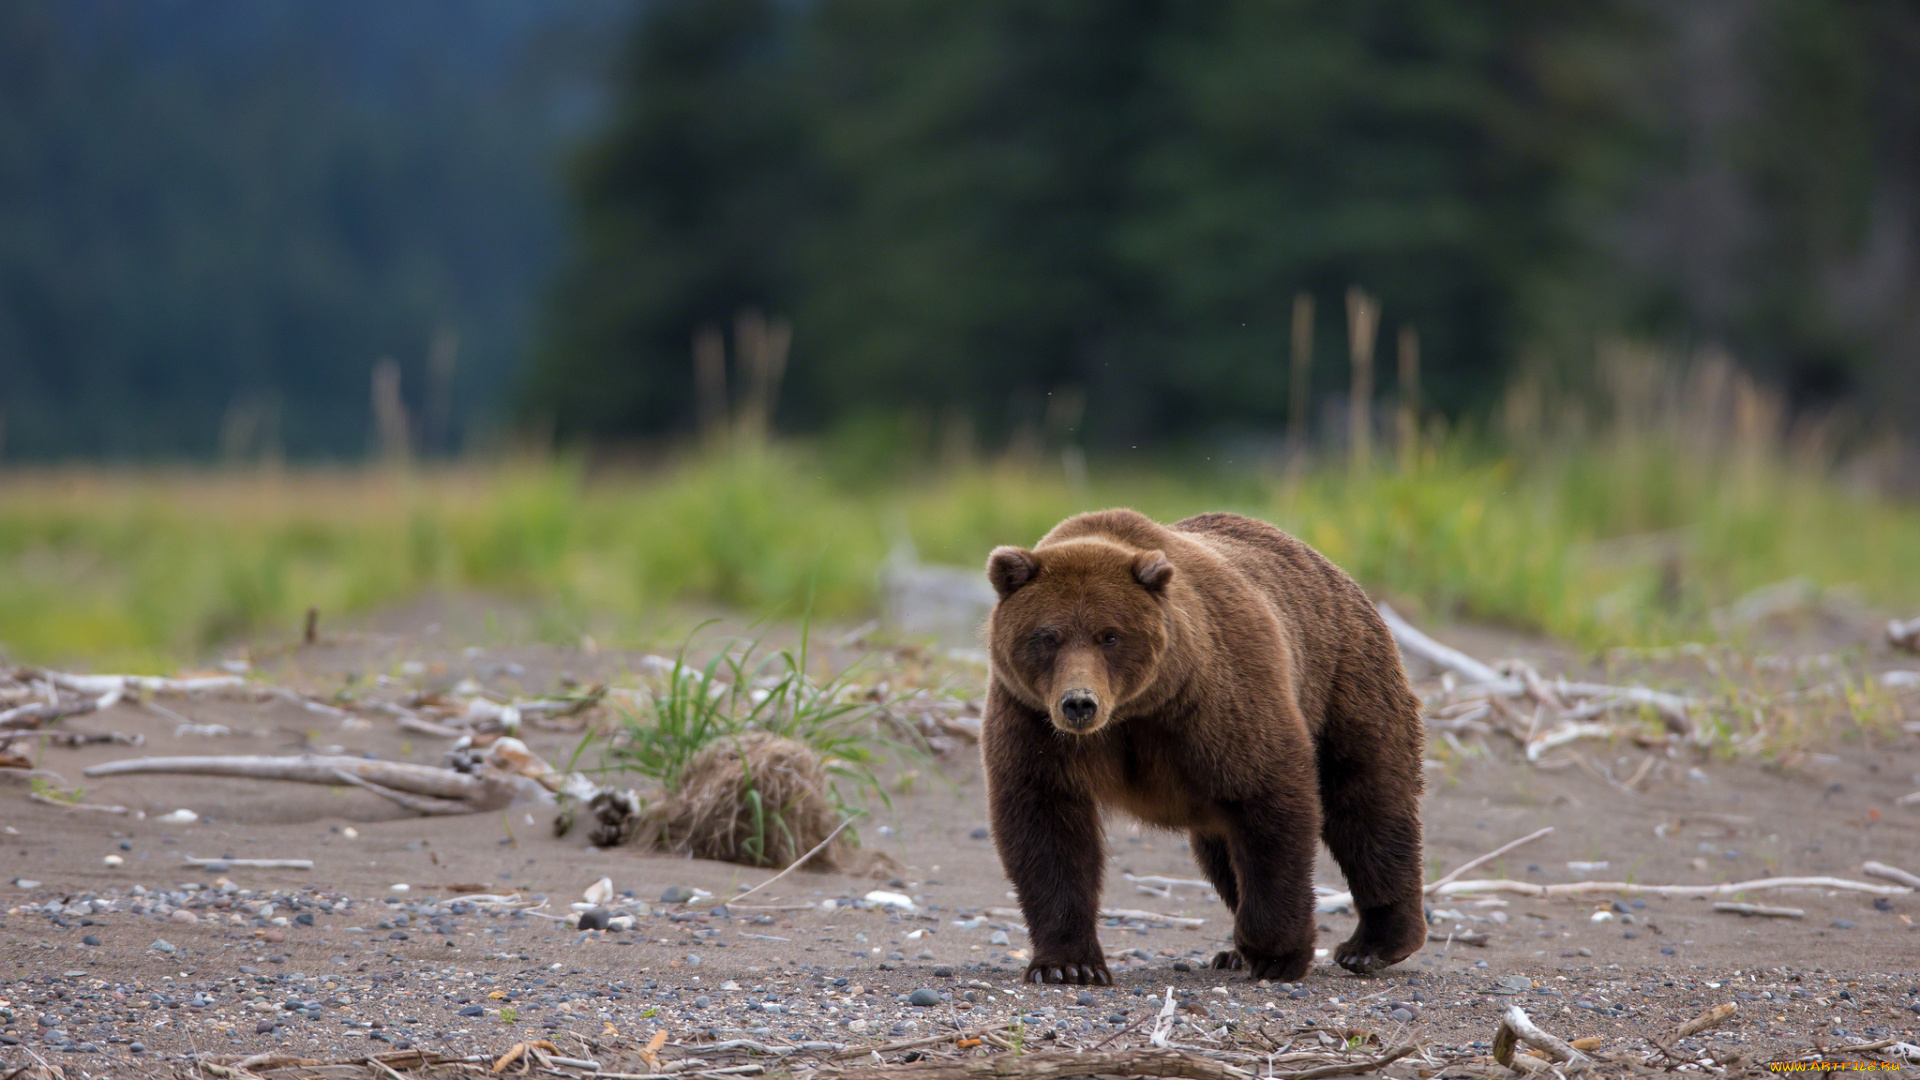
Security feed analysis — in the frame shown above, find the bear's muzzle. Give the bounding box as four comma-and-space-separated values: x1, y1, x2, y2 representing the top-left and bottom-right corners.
1058, 689, 1100, 732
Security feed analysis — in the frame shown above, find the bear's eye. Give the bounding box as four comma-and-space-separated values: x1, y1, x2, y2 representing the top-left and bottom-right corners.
1033, 628, 1061, 649
1098, 631, 1119, 648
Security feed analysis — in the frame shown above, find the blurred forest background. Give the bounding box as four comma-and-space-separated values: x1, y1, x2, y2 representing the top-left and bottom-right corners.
3, 0, 1919, 668
5, 0, 1919, 462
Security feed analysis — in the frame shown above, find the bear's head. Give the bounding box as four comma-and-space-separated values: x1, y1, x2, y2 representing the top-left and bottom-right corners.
984, 537, 1173, 735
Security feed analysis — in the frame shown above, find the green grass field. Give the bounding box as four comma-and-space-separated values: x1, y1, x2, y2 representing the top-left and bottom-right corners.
2, 422, 1916, 671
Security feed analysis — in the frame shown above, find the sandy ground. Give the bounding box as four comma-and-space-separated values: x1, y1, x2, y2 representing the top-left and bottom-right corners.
4, 603, 1919, 1077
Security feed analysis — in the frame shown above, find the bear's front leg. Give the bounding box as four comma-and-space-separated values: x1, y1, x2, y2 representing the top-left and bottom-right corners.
1214, 791, 1321, 982
982, 686, 1111, 986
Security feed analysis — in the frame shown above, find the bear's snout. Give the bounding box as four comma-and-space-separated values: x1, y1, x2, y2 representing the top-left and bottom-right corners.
1058, 689, 1100, 731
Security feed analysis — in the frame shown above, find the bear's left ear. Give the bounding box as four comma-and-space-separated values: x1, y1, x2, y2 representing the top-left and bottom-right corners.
987, 546, 1040, 598
1133, 550, 1173, 593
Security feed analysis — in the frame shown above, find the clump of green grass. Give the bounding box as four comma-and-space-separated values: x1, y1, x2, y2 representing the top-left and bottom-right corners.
598, 610, 916, 864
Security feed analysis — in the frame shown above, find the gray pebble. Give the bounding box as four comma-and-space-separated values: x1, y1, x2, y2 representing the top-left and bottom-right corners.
1832, 918, 1856, 929
1076, 991, 1097, 1006
908, 988, 942, 1007
989, 930, 1010, 946
661, 886, 696, 904
577, 907, 610, 931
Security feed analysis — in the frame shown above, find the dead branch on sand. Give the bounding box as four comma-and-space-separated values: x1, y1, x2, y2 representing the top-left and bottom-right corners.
1492, 1006, 1591, 1072
80, 737, 590, 815
1433, 873, 1906, 900
1711, 901, 1803, 918
1863, 860, 1920, 889
1380, 604, 1920, 765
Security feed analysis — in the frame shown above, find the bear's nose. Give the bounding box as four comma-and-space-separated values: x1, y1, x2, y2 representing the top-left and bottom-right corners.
1060, 690, 1098, 727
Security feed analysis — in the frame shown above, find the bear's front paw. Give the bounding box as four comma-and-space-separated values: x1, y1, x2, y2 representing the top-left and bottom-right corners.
1224, 945, 1312, 983
1024, 955, 1112, 986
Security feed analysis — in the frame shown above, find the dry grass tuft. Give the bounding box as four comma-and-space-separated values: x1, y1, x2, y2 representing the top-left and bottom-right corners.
657, 731, 844, 870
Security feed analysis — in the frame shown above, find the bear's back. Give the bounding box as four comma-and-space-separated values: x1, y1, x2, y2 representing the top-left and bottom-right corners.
1172, 512, 1383, 726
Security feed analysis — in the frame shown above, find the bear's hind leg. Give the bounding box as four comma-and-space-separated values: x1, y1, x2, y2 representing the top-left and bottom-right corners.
1319, 685, 1428, 975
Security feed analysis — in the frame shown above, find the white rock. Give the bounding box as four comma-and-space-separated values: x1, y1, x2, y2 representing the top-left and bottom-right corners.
158, 809, 198, 824
864, 890, 915, 911
584, 876, 614, 905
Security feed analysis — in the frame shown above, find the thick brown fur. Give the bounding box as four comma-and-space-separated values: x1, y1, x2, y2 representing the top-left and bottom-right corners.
981, 509, 1426, 985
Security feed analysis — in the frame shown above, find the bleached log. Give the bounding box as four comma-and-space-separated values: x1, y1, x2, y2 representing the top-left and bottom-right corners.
1863, 861, 1920, 889
1376, 603, 1520, 691
1428, 827, 1554, 893
183, 857, 312, 870
1493, 1006, 1590, 1071
82, 753, 546, 812
47, 672, 245, 696
1712, 901, 1802, 918
1675, 1003, 1737, 1038
1433, 874, 1909, 900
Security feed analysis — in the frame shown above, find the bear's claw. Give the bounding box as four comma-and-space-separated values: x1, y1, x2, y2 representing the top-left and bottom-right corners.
1212, 947, 1311, 982
1024, 960, 1111, 986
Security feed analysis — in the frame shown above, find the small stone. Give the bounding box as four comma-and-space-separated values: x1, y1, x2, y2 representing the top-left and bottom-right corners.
1076, 991, 1097, 1006
82, 935, 101, 947
129, 1043, 146, 1054
170, 909, 198, 924
256, 1019, 276, 1034
989, 930, 1010, 946
295, 912, 315, 927
970, 827, 990, 840
459, 1005, 484, 1017
577, 907, 610, 931
933, 965, 955, 977
908, 988, 942, 1007
1389, 1007, 1414, 1023
693, 995, 712, 1008
661, 886, 695, 904
1660, 946, 1676, 955
1172, 960, 1191, 972
1576, 947, 1592, 957
12, 878, 41, 889
150, 939, 177, 953
103, 855, 123, 868
1831, 918, 1856, 930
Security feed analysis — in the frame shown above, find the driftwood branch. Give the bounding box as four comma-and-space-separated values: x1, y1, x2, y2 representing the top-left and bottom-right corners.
82, 753, 544, 813
1674, 1003, 1737, 1038
1712, 901, 1802, 918
1377, 603, 1515, 690
1435, 874, 1908, 900
1492, 1006, 1590, 1071
1863, 861, 1920, 889
1428, 827, 1553, 893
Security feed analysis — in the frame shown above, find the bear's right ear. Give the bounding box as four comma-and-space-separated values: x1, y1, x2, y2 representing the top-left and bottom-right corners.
986, 546, 1040, 598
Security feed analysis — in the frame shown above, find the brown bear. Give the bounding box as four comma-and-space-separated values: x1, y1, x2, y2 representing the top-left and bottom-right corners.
981, 508, 1426, 985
